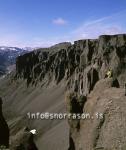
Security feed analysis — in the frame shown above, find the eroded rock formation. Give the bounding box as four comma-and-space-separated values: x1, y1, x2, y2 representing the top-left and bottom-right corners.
66, 78, 126, 150
0, 97, 9, 148
13, 34, 126, 150
16, 34, 126, 93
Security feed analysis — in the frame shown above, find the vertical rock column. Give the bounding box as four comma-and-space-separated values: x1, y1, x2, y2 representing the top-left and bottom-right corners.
0, 97, 9, 148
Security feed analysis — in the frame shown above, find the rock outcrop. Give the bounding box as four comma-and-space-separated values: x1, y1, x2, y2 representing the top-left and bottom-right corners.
15, 35, 126, 92
15, 42, 71, 86
66, 78, 126, 150
8, 34, 126, 149
0, 97, 9, 148
10, 128, 38, 150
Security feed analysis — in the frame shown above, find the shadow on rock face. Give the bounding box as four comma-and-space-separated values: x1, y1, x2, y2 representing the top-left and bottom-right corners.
88, 68, 99, 93
111, 78, 120, 88
68, 137, 75, 150
0, 97, 9, 148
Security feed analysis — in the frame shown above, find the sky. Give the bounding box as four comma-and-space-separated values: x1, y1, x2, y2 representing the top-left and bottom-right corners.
0, 0, 126, 48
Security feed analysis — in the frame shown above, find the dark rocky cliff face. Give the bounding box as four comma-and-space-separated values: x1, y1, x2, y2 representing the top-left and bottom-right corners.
16, 35, 126, 91
0, 97, 9, 148
14, 34, 126, 150
15, 42, 71, 86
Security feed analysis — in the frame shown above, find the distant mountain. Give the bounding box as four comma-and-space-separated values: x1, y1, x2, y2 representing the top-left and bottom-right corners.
0, 46, 29, 76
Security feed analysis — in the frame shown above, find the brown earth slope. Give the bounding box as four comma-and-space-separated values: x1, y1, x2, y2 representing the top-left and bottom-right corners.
0, 77, 69, 149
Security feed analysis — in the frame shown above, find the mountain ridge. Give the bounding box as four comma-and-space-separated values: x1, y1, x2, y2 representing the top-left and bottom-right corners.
0, 47, 29, 76
0, 34, 126, 149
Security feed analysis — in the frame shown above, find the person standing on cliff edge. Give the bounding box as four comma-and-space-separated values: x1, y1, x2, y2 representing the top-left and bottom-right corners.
0, 97, 9, 148
105, 69, 113, 78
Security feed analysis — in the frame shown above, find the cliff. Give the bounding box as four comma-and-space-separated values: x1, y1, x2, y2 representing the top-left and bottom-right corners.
1, 34, 126, 150
16, 34, 126, 92
0, 97, 9, 148
66, 78, 126, 150
15, 42, 71, 86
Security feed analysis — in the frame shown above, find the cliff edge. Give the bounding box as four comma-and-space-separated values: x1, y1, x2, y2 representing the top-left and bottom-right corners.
0, 34, 126, 150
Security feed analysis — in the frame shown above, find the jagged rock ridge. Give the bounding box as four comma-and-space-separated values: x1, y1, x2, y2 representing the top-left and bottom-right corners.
7, 34, 126, 150
16, 34, 126, 92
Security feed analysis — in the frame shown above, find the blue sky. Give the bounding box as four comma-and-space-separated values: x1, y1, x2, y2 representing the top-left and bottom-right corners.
0, 0, 126, 47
